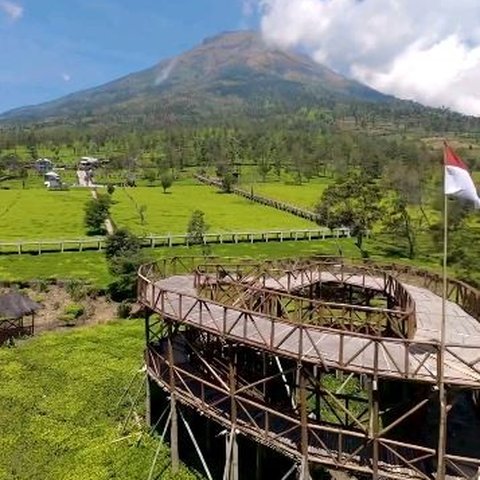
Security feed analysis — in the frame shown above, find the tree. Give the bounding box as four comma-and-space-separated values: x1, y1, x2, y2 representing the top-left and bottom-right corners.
18, 166, 28, 189
105, 228, 147, 300
381, 194, 418, 259
142, 168, 157, 186
138, 204, 147, 225
186, 209, 211, 255
315, 170, 383, 254
84, 194, 112, 235
187, 210, 208, 245
27, 143, 38, 161
221, 172, 237, 193
257, 156, 272, 182
160, 172, 173, 193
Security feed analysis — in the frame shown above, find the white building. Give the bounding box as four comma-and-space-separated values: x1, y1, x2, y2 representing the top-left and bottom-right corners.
44, 171, 61, 189
35, 158, 53, 173
79, 157, 99, 170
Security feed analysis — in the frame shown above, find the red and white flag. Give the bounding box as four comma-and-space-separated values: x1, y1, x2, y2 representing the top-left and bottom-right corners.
444, 142, 480, 208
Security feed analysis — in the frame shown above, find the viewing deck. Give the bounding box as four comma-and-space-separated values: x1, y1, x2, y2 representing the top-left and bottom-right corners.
138, 259, 480, 480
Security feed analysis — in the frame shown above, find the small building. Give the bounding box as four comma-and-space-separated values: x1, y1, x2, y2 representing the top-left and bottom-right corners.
44, 171, 62, 189
0, 292, 40, 345
79, 156, 99, 170
35, 158, 53, 174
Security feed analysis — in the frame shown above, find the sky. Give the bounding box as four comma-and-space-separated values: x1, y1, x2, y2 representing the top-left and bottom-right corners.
1, 0, 480, 116
0, 0, 257, 113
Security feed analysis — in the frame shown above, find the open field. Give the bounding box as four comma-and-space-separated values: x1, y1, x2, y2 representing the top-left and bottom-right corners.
0, 321, 195, 480
111, 185, 317, 236
0, 189, 90, 241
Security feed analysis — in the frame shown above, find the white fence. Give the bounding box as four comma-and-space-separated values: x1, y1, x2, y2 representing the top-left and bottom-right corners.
0, 228, 351, 255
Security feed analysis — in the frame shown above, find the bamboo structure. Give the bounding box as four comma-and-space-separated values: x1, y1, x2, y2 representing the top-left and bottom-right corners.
138, 257, 480, 479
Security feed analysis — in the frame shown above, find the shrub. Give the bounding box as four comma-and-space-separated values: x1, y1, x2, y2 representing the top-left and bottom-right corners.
105, 229, 149, 301
84, 193, 112, 235
60, 303, 85, 325
65, 279, 90, 302
160, 172, 173, 193
186, 210, 208, 245
117, 301, 132, 319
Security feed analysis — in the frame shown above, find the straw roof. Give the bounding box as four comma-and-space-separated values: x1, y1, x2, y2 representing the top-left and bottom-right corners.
0, 293, 41, 319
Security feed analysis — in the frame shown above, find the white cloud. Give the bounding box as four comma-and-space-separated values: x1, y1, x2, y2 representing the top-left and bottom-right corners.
257, 0, 480, 115
0, 0, 23, 21
62, 73, 71, 82
242, 0, 256, 17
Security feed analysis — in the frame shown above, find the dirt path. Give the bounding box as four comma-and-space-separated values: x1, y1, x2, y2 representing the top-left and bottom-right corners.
76, 169, 91, 187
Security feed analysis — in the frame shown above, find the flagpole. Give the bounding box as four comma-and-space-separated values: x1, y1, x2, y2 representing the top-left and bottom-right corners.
437, 154, 448, 480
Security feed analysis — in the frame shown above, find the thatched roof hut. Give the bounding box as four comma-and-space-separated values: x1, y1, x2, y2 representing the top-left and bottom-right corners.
0, 292, 40, 344
0, 292, 40, 320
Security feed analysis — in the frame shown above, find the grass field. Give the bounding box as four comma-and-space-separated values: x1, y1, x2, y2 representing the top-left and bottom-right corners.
0, 236, 445, 288
111, 185, 317, 236
0, 239, 355, 287
0, 321, 195, 480
0, 251, 113, 287
0, 189, 90, 241
0, 179, 323, 242
246, 179, 330, 209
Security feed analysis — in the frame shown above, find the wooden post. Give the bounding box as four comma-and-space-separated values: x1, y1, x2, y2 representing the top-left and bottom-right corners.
370, 350, 380, 480
314, 366, 320, 422
226, 347, 239, 480
167, 324, 179, 473
255, 444, 262, 480
299, 365, 310, 480
145, 375, 152, 427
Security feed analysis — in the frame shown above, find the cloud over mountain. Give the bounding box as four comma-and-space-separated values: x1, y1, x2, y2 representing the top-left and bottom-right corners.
258, 0, 480, 115
0, 0, 23, 21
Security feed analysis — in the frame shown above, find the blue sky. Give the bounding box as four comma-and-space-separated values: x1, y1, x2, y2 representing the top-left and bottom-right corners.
0, 0, 258, 113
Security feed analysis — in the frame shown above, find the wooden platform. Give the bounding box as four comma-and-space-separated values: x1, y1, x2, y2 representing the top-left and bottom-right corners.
139, 270, 480, 387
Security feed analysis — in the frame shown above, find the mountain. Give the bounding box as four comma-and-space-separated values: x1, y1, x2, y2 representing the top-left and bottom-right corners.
0, 30, 392, 127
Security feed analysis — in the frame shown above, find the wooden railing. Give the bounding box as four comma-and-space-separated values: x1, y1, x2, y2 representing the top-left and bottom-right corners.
0, 228, 350, 255
363, 261, 480, 323
194, 260, 416, 339
137, 258, 480, 386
